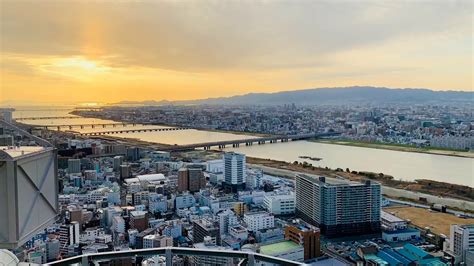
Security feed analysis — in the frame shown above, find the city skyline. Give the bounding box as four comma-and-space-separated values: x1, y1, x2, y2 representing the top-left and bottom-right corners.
1, 1, 472, 104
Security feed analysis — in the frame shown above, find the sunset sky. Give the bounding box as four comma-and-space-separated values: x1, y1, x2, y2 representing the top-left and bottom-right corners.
0, 0, 472, 105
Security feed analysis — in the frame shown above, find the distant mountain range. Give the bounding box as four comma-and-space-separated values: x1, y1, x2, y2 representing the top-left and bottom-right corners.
113, 86, 473, 106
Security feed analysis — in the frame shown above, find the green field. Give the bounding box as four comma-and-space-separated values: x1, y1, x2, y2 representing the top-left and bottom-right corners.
313, 139, 473, 158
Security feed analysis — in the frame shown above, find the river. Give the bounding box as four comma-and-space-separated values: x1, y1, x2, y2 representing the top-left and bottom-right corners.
12, 107, 474, 187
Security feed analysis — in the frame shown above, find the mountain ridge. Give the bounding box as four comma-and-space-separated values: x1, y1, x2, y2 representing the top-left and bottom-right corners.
112, 86, 472, 106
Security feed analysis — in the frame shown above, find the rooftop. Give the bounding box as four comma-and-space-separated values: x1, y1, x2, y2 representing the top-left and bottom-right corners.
260, 240, 301, 256
0, 146, 45, 158
381, 211, 405, 223
297, 174, 376, 187
125, 173, 166, 184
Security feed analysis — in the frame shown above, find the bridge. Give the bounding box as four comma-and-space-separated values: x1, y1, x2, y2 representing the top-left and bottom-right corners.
14, 116, 83, 121
31, 123, 144, 130
45, 246, 302, 266
162, 132, 338, 151
79, 127, 191, 135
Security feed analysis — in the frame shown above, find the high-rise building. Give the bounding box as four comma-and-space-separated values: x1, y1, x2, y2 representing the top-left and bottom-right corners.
58, 222, 80, 253
67, 158, 81, 174
126, 147, 140, 161
448, 224, 474, 264
177, 168, 189, 192
295, 175, 381, 237
178, 164, 206, 192
285, 222, 321, 260
187, 164, 206, 192
0, 122, 58, 249
113, 156, 123, 172
224, 152, 246, 191
120, 164, 131, 180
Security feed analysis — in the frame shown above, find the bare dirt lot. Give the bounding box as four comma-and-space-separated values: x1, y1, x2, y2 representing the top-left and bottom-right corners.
383, 206, 474, 236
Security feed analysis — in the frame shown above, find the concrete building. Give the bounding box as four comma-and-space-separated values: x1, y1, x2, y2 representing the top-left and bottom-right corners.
120, 164, 131, 180
224, 152, 246, 191
130, 210, 148, 232
177, 168, 188, 192
244, 212, 275, 232
217, 209, 238, 235
177, 164, 206, 193
229, 225, 248, 241
0, 108, 14, 122
143, 234, 173, 249
59, 222, 80, 253
112, 216, 125, 234
263, 193, 296, 215
67, 158, 81, 174
431, 136, 473, 151
256, 227, 285, 244
113, 156, 123, 171
284, 222, 321, 260
448, 224, 474, 264
175, 193, 196, 209
187, 164, 206, 192
192, 236, 235, 266
381, 211, 419, 242
259, 240, 304, 264
193, 219, 221, 245
295, 175, 381, 237
46, 239, 61, 262
0, 127, 58, 249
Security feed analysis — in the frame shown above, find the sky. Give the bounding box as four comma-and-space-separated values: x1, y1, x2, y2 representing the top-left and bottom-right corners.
0, 0, 472, 105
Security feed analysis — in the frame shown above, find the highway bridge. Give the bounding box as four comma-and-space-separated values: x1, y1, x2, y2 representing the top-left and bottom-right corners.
15, 116, 83, 121
79, 127, 190, 135
31, 123, 143, 130
161, 132, 339, 151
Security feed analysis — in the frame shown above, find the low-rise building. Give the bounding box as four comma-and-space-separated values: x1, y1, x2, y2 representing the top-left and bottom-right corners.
244, 212, 275, 231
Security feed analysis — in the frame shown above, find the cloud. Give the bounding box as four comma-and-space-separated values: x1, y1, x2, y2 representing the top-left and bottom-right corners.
1, 1, 471, 72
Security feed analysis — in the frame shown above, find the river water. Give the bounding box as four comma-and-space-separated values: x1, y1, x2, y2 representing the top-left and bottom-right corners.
13, 107, 474, 187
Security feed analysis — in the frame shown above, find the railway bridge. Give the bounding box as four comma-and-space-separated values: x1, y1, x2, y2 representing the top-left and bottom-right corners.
162, 132, 339, 151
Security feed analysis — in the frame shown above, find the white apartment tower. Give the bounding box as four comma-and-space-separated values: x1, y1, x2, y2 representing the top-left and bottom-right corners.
224, 152, 246, 191
448, 224, 474, 264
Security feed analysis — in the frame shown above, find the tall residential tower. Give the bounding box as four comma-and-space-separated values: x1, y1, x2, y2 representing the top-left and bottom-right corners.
295, 174, 381, 237
224, 152, 246, 192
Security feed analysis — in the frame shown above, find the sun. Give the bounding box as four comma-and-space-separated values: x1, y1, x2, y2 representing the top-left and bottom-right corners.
39, 56, 110, 81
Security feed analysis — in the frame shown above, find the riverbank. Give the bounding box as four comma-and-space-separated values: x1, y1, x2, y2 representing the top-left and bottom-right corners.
247, 160, 474, 212
246, 156, 474, 203
312, 139, 474, 159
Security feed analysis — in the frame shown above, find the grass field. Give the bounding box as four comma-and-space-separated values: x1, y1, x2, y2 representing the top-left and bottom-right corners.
383, 206, 474, 236
314, 139, 474, 158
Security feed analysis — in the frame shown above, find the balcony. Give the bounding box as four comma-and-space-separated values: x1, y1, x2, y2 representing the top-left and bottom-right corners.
45, 247, 303, 266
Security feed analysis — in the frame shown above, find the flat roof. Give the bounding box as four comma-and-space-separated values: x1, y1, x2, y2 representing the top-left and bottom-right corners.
260, 241, 301, 255
0, 146, 45, 158
297, 174, 371, 187
381, 211, 405, 223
